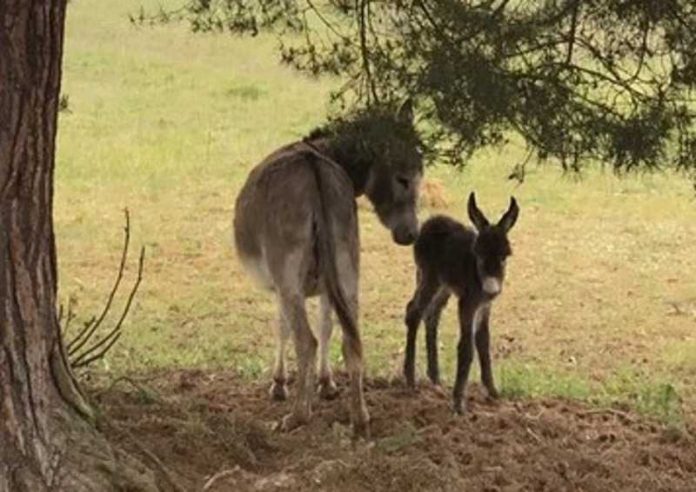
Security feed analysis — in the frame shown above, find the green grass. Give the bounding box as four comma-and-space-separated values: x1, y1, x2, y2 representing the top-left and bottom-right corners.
498, 363, 685, 426
57, 0, 696, 425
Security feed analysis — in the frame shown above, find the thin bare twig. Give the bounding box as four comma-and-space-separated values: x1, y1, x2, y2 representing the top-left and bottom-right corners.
59, 297, 76, 338
93, 375, 160, 401
565, 0, 580, 66
306, 0, 349, 41
100, 416, 186, 492
62, 209, 146, 369
72, 246, 145, 368
357, 0, 379, 104
68, 209, 132, 356
508, 147, 534, 183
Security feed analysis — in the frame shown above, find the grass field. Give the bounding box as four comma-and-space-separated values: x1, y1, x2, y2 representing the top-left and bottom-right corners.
56, 0, 696, 428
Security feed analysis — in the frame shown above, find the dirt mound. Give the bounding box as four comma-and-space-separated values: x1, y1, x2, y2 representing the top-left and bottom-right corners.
94, 370, 696, 491
419, 178, 451, 209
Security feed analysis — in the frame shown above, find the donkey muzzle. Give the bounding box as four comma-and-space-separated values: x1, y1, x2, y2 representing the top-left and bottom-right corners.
392, 223, 418, 245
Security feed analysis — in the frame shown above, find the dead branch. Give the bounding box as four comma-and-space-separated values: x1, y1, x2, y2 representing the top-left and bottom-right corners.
61, 209, 146, 370
578, 407, 638, 424
67, 209, 132, 356
100, 416, 187, 492
72, 246, 145, 368
58, 296, 77, 338
203, 470, 238, 491
93, 375, 160, 401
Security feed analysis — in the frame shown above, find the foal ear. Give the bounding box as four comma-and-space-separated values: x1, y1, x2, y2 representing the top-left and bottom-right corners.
397, 98, 414, 124
498, 197, 519, 232
467, 192, 490, 230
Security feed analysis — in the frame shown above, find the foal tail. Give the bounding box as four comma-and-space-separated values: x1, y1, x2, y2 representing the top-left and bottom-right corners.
303, 141, 362, 359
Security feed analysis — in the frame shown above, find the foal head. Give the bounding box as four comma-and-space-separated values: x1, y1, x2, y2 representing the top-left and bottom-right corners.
467, 192, 519, 297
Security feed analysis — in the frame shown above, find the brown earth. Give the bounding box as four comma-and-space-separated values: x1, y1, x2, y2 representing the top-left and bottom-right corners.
93, 370, 696, 492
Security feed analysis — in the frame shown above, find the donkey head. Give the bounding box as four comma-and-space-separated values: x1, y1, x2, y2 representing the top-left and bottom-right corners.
467, 192, 519, 297
364, 99, 423, 245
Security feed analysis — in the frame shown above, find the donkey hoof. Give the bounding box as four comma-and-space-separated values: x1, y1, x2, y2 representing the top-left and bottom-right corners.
317, 379, 339, 400
280, 412, 308, 433
453, 401, 468, 415
486, 387, 500, 401
269, 382, 288, 401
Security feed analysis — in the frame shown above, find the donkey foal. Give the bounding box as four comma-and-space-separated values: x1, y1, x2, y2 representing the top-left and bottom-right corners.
404, 192, 519, 413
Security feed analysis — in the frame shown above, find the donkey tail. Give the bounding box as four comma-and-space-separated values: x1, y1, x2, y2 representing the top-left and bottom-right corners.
304, 143, 362, 358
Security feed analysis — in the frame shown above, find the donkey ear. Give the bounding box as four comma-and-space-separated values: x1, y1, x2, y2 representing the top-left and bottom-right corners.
396, 98, 414, 123
467, 192, 490, 230
498, 197, 519, 232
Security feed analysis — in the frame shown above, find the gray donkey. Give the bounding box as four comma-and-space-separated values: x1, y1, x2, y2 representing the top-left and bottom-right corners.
233, 102, 423, 436
404, 192, 519, 414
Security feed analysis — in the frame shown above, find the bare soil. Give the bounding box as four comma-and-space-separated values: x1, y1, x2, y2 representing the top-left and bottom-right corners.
93, 370, 696, 492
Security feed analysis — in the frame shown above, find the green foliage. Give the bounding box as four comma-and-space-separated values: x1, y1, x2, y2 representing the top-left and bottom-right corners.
145, 0, 696, 179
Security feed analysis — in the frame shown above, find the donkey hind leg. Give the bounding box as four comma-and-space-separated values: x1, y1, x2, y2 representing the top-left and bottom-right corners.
335, 249, 369, 438
424, 289, 450, 388
278, 292, 318, 432
475, 304, 499, 400
317, 293, 339, 400
404, 270, 440, 389
269, 305, 291, 401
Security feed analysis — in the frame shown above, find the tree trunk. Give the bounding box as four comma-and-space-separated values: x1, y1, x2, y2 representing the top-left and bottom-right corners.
0, 2, 158, 490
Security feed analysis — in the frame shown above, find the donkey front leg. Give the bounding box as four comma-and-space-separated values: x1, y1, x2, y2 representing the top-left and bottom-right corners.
279, 293, 317, 432
269, 306, 291, 401
317, 293, 339, 400
452, 297, 477, 414
475, 304, 499, 400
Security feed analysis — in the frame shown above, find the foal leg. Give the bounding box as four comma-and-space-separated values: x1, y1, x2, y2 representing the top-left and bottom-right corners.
269, 303, 291, 401
278, 292, 317, 432
424, 290, 450, 387
404, 269, 440, 389
475, 304, 499, 399
317, 293, 339, 400
452, 297, 477, 414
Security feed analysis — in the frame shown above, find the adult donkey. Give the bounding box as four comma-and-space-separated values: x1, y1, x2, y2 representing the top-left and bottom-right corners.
233, 102, 423, 436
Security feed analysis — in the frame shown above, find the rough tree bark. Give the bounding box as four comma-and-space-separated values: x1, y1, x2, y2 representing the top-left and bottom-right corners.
1, 2, 158, 490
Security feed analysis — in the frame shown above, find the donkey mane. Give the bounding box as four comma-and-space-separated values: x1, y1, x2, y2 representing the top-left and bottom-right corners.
306, 107, 423, 164
305, 126, 331, 141
303, 107, 422, 195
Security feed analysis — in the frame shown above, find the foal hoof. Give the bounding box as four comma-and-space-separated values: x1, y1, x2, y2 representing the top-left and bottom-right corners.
403, 375, 417, 392
486, 387, 500, 401
269, 382, 288, 401
317, 379, 340, 400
